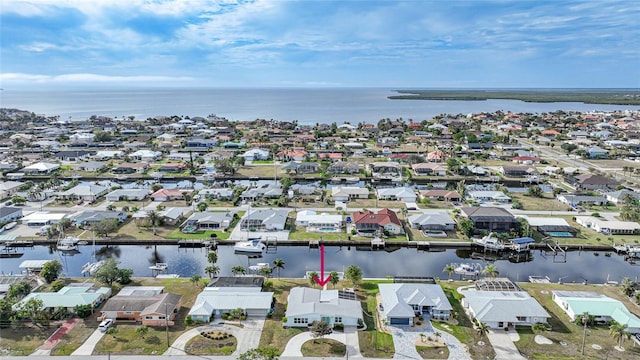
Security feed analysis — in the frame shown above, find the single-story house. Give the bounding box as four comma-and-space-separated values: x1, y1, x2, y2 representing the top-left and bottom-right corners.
158, 163, 187, 173
376, 187, 417, 203
378, 283, 452, 325
21, 162, 60, 175
241, 148, 270, 162
129, 150, 162, 162
295, 210, 343, 232
15, 284, 111, 313
408, 212, 456, 231
112, 163, 149, 174
460, 207, 519, 233
151, 189, 192, 202
281, 161, 319, 174
467, 190, 511, 204
552, 291, 640, 333
418, 190, 462, 202
0, 181, 24, 198
352, 208, 403, 236
240, 209, 289, 231
331, 187, 369, 202
0, 206, 23, 224
556, 194, 606, 207
59, 183, 109, 202
73, 161, 107, 173
188, 286, 274, 322
412, 163, 447, 176
461, 286, 550, 329
284, 287, 363, 328
105, 189, 150, 202
327, 161, 359, 174
240, 183, 283, 200
500, 165, 537, 178
197, 188, 234, 201
98, 286, 182, 327
21, 212, 68, 227
517, 216, 577, 237
93, 150, 124, 160
574, 216, 640, 235
566, 174, 620, 191
181, 211, 235, 231
54, 150, 93, 162
587, 146, 608, 158
603, 189, 640, 204
71, 210, 128, 227
369, 162, 401, 176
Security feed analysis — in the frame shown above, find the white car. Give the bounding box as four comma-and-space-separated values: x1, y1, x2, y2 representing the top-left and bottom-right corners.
98, 319, 114, 332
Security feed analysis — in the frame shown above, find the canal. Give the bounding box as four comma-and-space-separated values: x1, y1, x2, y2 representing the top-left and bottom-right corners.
2, 245, 638, 284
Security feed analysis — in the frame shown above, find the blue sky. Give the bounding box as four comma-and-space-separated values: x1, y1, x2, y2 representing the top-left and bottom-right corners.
1, 0, 639, 89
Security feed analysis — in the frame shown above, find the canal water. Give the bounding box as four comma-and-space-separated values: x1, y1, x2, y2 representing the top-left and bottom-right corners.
1, 245, 638, 284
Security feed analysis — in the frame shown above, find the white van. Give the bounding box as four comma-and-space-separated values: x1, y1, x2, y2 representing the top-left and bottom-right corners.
98, 319, 114, 332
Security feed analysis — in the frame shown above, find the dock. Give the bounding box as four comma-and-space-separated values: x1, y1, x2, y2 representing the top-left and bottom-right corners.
371, 237, 385, 250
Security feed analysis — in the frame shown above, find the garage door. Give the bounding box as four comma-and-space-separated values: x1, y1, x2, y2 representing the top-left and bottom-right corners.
390, 318, 410, 325
246, 309, 267, 317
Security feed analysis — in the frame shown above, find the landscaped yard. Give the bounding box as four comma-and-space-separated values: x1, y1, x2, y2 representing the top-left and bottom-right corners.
258, 279, 307, 351
184, 331, 236, 355
167, 228, 231, 240
516, 283, 640, 359
301, 338, 346, 357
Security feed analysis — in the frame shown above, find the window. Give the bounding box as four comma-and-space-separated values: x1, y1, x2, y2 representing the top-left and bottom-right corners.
516, 316, 527, 322
158, 316, 166, 320
335, 317, 342, 323
293, 318, 308, 324
145, 316, 153, 320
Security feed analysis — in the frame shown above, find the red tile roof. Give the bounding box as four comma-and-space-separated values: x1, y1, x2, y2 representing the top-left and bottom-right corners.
352, 208, 401, 227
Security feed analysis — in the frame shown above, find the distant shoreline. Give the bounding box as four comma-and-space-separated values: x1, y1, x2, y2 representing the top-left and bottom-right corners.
389, 89, 640, 105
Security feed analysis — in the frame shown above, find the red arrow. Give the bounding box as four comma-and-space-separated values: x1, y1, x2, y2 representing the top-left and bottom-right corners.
313, 244, 332, 287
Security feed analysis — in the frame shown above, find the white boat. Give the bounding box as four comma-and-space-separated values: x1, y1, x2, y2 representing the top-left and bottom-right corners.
249, 262, 270, 271
473, 233, 505, 250
3, 222, 17, 231
528, 275, 551, 283
57, 237, 79, 251
234, 239, 266, 254
81, 260, 105, 275
453, 263, 481, 277
149, 263, 168, 271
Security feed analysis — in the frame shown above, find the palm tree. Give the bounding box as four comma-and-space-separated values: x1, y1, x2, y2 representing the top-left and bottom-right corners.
146, 210, 160, 236
620, 277, 635, 297
474, 319, 489, 337
609, 320, 629, 348
231, 266, 246, 277
190, 274, 202, 287
205, 265, 220, 279
329, 271, 339, 288
308, 271, 319, 287
258, 266, 272, 278
136, 325, 149, 339
399, 207, 408, 221
482, 264, 499, 278
442, 263, 456, 280
207, 251, 218, 265
272, 259, 285, 279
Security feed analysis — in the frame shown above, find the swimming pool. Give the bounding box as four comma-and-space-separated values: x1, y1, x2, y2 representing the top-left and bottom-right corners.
548, 231, 573, 237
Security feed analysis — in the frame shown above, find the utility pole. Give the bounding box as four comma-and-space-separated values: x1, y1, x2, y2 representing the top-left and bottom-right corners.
165, 303, 170, 348
581, 312, 588, 355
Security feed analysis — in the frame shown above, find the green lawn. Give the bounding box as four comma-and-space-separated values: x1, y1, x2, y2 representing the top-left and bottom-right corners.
301, 338, 346, 357
0, 325, 58, 356
167, 228, 230, 240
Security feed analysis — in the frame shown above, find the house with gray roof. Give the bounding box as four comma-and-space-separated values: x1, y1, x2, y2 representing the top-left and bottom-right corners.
241, 183, 283, 201
240, 209, 289, 231
376, 187, 417, 203
460, 286, 550, 329
105, 188, 150, 202
59, 183, 109, 202
461, 207, 519, 233
604, 189, 640, 204
281, 161, 319, 174
189, 286, 274, 322
197, 188, 234, 201
378, 283, 452, 325
181, 211, 235, 231
331, 187, 369, 202
98, 286, 182, 327
408, 211, 456, 231
556, 194, 606, 207
0, 206, 22, 224
71, 210, 128, 227
284, 287, 363, 328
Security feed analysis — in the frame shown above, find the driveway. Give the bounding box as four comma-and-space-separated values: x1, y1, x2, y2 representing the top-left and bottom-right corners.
486, 329, 526, 360
281, 326, 361, 357
388, 323, 471, 360
165, 319, 265, 356
71, 328, 105, 355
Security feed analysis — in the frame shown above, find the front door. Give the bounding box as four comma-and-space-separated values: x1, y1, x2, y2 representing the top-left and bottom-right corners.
321, 316, 331, 324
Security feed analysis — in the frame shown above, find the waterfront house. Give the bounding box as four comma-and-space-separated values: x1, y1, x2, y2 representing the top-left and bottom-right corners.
603, 189, 640, 204
71, 210, 128, 228
500, 165, 537, 178
130, 150, 162, 162
376, 187, 417, 203
284, 287, 363, 328
240, 209, 289, 231
574, 216, 640, 235
467, 190, 511, 204
460, 207, 519, 233
327, 161, 360, 174
105, 188, 150, 202
197, 188, 234, 201
20, 211, 68, 227
21, 162, 60, 175
15, 284, 111, 313
73, 161, 107, 173
150, 188, 192, 202
408, 211, 456, 231
240, 183, 283, 201
241, 148, 270, 162
331, 187, 369, 202
112, 162, 149, 174
369, 162, 401, 176
98, 286, 182, 327
0, 206, 23, 224
158, 162, 187, 173
418, 189, 462, 202
460, 281, 550, 329
281, 161, 319, 174
277, 149, 308, 161
0, 181, 24, 198
295, 210, 343, 232
54, 150, 94, 162
352, 208, 403, 236
556, 194, 606, 207
185, 137, 218, 149
181, 211, 235, 231
565, 174, 620, 191
412, 163, 447, 176
378, 283, 452, 325
189, 286, 274, 322
552, 291, 640, 333
59, 183, 109, 202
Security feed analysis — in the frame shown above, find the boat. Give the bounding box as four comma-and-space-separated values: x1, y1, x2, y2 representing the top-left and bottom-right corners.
472, 233, 505, 251
249, 262, 270, 271
234, 239, 266, 254
81, 260, 105, 275
453, 263, 481, 277
57, 237, 79, 251
3, 222, 17, 231
149, 263, 169, 271
3, 240, 34, 247
528, 275, 551, 283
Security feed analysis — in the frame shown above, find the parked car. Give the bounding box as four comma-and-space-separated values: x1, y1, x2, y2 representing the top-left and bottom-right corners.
98, 319, 114, 332
76, 200, 84, 205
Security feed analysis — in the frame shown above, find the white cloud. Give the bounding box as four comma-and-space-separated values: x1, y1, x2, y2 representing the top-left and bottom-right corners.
0, 72, 195, 84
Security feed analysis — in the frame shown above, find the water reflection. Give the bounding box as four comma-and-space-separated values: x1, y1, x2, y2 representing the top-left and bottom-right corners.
95, 245, 121, 259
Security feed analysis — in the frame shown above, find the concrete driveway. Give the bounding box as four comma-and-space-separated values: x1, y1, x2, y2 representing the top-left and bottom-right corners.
165, 319, 265, 356
71, 328, 105, 355
388, 323, 471, 360
486, 329, 526, 360
281, 326, 361, 357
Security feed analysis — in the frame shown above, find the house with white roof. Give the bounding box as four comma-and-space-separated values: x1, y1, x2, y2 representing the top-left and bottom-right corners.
284, 287, 363, 328
189, 286, 274, 322
331, 187, 369, 202
468, 190, 511, 204
241, 148, 270, 162
106, 188, 150, 202
21, 162, 60, 175
0, 181, 23, 198
240, 209, 289, 231
376, 187, 417, 203
408, 212, 456, 231
460, 284, 550, 329
21, 212, 68, 227
552, 291, 640, 334
130, 150, 162, 162
295, 210, 343, 232
604, 189, 640, 204
574, 216, 640, 235
378, 283, 452, 325
93, 150, 124, 160
59, 183, 109, 202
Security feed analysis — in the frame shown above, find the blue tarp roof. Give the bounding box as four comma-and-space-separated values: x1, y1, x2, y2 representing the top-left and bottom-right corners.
512, 237, 535, 244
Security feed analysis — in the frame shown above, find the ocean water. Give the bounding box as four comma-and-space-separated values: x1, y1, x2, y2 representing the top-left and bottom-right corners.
1, 88, 639, 125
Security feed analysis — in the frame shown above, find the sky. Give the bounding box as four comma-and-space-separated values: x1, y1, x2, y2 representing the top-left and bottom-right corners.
1, 0, 639, 89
